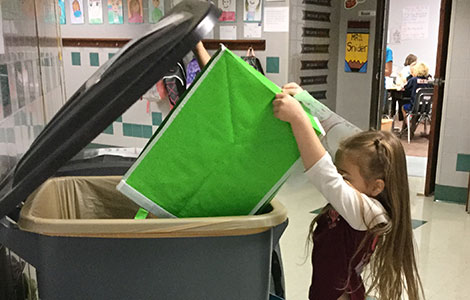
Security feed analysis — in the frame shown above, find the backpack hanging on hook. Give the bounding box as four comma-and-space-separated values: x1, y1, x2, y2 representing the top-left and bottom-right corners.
242, 46, 265, 75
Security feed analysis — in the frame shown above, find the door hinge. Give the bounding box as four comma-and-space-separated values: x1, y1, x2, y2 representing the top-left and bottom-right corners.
433, 77, 445, 86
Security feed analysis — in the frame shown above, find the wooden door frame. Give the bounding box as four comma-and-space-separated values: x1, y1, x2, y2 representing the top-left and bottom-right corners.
369, 0, 389, 130
425, 0, 453, 196
371, 0, 453, 196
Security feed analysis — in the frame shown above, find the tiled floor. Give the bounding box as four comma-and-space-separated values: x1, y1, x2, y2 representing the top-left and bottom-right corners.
277, 165, 470, 300
394, 120, 430, 157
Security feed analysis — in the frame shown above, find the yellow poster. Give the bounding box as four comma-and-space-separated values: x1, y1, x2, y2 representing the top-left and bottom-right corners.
345, 21, 370, 73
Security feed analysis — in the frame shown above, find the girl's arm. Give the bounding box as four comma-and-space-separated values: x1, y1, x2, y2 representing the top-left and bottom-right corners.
272, 92, 326, 170
306, 153, 388, 230
274, 83, 388, 230
193, 42, 211, 69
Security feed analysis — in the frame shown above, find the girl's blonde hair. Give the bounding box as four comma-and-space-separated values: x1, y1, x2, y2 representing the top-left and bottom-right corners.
309, 130, 424, 300
412, 61, 429, 77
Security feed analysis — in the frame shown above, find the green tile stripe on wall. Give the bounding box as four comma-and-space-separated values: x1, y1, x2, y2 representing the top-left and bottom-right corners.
71, 52, 81, 66
266, 57, 280, 74
131, 123, 142, 137
435, 184, 467, 204
90, 53, 100, 67
33, 125, 43, 137
152, 112, 163, 126
456, 153, 470, 172
6, 128, 15, 143
0, 128, 5, 142
123, 122, 153, 138
123, 123, 132, 136
142, 125, 153, 138
0, 64, 12, 117
103, 124, 114, 135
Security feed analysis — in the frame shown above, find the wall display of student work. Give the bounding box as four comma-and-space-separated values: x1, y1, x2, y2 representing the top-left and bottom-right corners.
149, 0, 164, 23
218, 0, 236, 22
289, 0, 337, 107
108, 0, 124, 24
128, 0, 144, 23
61, 0, 171, 26
70, 0, 85, 24
88, 0, 104, 24
59, 0, 66, 24
244, 0, 263, 22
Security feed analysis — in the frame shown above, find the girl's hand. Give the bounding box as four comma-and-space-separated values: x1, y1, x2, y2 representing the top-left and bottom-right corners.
281, 82, 303, 96
273, 93, 308, 124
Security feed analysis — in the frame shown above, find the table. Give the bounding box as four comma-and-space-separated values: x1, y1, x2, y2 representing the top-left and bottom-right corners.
386, 86, 408, 120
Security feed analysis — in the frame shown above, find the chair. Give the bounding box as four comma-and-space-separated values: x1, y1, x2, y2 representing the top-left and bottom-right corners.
405, 87, 433, 143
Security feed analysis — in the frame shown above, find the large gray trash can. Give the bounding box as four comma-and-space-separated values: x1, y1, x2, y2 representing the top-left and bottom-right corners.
0, 2, 288, 299
1, 175, 287, 300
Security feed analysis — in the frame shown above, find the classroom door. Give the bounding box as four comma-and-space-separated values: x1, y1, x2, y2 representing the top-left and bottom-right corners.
424, 0, 452, 196
368, 0, 389, 130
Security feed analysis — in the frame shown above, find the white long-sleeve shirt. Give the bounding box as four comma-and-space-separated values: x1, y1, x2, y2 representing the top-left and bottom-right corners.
305, 152, 389, 231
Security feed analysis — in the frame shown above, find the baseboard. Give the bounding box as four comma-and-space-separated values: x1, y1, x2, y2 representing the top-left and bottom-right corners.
434, 184, 467, 204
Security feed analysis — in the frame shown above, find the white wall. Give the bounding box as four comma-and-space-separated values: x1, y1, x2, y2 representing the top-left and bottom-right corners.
435, 0, 470, 193
388, 0, 441, 77
335, 1, 377, 130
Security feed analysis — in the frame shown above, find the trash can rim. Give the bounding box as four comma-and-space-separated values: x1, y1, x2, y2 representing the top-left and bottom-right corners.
17, 175, 288, 238
18, 200, 287, 238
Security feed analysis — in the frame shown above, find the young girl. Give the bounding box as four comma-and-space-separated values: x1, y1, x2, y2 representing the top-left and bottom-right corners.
402, 61, 432, 113
273, 83, 424, 300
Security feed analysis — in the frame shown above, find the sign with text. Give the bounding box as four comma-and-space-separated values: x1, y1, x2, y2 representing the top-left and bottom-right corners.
303, 10, 330, 22
303, 0, 331, 6
300, 75, 328, 86
302, 27, 330, 37
301, 44, 329, 54
301, 60, 329, 70
344, 21, 370, 73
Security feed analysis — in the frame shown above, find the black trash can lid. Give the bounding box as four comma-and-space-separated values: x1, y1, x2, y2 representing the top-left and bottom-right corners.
0, 0, 221, 220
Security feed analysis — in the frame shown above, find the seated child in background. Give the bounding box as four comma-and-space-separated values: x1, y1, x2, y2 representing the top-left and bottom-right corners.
397, 54, 418, 87
402, 61, 433, 114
